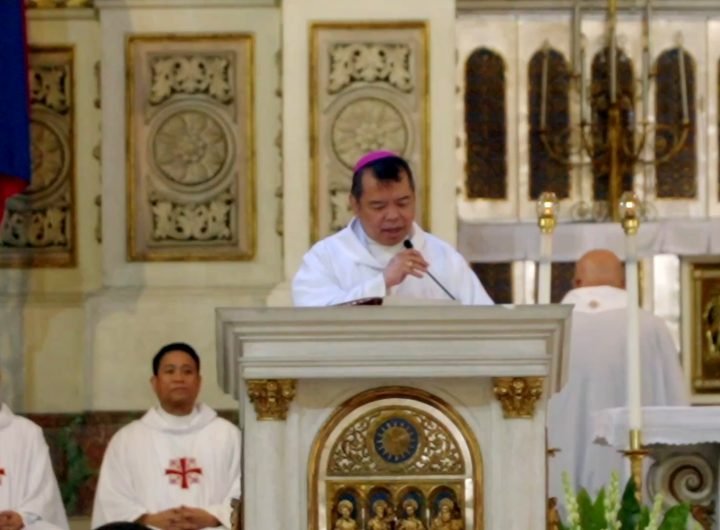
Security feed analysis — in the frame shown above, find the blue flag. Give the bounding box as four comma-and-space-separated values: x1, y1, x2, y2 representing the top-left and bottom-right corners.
0, 0, 31, 224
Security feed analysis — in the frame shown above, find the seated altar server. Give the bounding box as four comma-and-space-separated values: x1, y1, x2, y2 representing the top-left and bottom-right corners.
547, 249, 688, 498
91, 343, 240, 530
0, 388, 69, 530
292, 151, 493, 306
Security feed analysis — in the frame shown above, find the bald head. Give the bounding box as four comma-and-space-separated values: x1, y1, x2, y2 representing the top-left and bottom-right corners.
574, 249, 625, 289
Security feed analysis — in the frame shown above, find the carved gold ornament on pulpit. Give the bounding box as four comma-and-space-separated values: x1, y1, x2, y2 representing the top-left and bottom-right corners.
309, 387, 482, 530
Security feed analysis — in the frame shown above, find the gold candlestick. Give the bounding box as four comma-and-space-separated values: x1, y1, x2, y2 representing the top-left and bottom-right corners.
622, 429, 648, 502
619, 191, 640, 236
619, 191, 645, 501
537, 191, 559, 234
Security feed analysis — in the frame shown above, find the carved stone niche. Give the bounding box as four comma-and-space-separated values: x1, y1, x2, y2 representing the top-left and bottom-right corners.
126, 34, 256, 261
1, 46, 75, 268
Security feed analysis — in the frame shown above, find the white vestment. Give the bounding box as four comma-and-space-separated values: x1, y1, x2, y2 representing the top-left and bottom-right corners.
0, 404, 68, 530
547, 286, 688, 499
91, 403, 241, 529
292, 219, 493, 306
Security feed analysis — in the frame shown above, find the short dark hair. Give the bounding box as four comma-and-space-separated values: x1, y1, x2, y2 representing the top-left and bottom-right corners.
350, 155, 415, 200
152, 342, 200, 375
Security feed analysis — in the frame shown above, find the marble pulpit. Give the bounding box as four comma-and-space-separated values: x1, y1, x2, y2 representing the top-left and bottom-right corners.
215, 305, 572, 530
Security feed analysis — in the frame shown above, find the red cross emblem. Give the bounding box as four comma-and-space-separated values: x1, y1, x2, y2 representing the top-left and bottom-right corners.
0, 467, 5, 486
165, 458, 202, 489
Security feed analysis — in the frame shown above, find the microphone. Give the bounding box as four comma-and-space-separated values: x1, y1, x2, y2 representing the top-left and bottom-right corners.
403, 239, 456, 300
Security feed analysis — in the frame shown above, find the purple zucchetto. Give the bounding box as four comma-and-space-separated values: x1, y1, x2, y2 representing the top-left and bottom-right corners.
353, 150, 399, 173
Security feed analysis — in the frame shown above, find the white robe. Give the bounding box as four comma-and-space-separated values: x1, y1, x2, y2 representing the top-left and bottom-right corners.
0, 404, 69, 530
547, 286, 688, 499
292, 219, 493, 306
91, 403, 241, 530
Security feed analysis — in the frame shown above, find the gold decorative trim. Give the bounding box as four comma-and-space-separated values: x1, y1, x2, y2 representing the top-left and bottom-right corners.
308, 386, 484, 530
492, 377, 544, 418
547, 497, 561, 530
26, 0, 93, 7
246, 379, 296, 421
685, 260, 720, 397
125, 33, 257, 262
309, 22, 430, 243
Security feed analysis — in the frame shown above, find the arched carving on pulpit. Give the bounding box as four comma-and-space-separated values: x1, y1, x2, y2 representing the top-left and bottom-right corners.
308, 387, 483, 530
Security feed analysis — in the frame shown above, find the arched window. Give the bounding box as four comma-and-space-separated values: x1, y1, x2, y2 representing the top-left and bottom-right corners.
528, 47, 570, 200
590, 46, 635, 201
470, 262, 512, 304
464, 48, 506, 199
655, 48, 696, 198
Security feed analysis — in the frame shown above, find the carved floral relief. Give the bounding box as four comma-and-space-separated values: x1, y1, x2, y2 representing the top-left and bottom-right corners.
126, 35, 255, 261
310, 24, 429, 240
0, 46, 75, 267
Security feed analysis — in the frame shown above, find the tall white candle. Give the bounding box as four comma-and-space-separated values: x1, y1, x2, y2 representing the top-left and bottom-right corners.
625, 235, 642, 429
538, 232, 552, 304
678, 41, 689, 124
608, 0, 618, 104
573, 0, 581, 75
580, 37, 587, 124
610, 33, 617, 104
641, 0, 651, 123
540, 42, 550, 130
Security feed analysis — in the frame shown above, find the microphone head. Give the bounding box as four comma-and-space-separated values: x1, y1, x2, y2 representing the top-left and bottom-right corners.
403, 239, 413, 249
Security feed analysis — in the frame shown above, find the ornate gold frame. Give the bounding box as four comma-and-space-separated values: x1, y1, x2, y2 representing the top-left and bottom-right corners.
125, 33, 256, 262
0, 45, 77, 268
308, 386, 483, 530
685, 259, 720, 396
309, 22, 431, 243
26, 0, 92, 7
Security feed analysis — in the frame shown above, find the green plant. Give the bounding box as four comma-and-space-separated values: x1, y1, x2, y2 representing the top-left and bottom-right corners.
559, 471, 699, 530
56, 414, 95, 514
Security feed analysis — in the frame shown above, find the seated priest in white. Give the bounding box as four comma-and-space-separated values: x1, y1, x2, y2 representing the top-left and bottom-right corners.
0, 387, 69, 530
292, 150, 494, 306
91, 343, 241, 530
547, 249, 688, 499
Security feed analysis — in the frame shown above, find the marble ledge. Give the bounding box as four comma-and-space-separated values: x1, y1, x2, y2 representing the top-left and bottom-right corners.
458, 0, 720, 12
0, 284, 278, 303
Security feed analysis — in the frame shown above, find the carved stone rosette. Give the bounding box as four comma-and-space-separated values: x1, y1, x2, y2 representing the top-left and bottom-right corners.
310, 23, 429, 240
647, 451, 716, 530
126, 35, 255, 261
246, 379, 296, 421
1, 46, 75, 267
492, 377, 544, 418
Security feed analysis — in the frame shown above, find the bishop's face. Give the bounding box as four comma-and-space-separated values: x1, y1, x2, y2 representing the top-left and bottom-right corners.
350, 170, 416, 246
151, 350, 202, 414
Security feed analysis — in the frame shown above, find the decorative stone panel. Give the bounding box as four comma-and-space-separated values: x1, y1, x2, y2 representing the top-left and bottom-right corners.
126, 34, 255, 261
1, 46, 75, 267
310, 23, 429, 240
